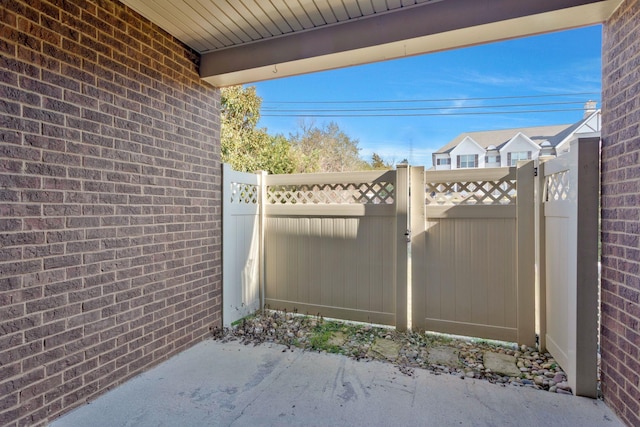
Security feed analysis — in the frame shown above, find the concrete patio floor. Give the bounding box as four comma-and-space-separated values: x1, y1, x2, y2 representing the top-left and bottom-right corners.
51, 340, 623, 427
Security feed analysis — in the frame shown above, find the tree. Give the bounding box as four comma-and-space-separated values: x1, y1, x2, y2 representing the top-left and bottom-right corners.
221, 88, 392, 174
220, 86, 295, 174
289, 121, 368, 173
369, 153, 393, 170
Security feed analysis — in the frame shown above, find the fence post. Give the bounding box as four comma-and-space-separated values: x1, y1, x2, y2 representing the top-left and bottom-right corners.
573, 137, 600, 397
517, 161, 536, 347
395, 164, 409, 331
410, 166, 425, 331
259, 170, 267, 312
535, 157, 551, 352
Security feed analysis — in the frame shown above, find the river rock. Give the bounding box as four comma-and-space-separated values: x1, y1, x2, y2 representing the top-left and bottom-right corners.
483, 352, 521, 377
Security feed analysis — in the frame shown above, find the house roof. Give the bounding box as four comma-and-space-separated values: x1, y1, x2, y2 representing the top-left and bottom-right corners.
547, 110, 600, 147
434, 124, 572, 154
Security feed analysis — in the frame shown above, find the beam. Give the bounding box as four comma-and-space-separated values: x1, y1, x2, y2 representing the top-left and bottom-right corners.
201, 0, 622, 86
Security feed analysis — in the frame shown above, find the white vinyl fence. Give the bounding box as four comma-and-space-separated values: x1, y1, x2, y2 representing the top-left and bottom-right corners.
222, 164, 263, 325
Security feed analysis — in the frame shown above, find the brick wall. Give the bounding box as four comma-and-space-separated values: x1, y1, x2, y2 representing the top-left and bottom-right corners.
0, 1, 221, 425
602, 1, 640, 426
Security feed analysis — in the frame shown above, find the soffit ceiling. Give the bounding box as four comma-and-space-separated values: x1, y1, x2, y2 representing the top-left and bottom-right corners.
122, 0, 442, 53
120, 0, 624, 86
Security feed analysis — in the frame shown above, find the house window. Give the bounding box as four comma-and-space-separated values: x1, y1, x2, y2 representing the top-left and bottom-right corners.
508, 151, 531, 166
436, 158, 451, 166
485, 155, 501, 164
458, 154, 477, 168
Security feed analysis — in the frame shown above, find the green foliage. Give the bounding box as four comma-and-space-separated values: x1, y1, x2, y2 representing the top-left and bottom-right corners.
369, 153, 393, 170
308, 320, 360, 354
220, 86, 393, 174
289, 121, 375, 173
220, 86, 295, 174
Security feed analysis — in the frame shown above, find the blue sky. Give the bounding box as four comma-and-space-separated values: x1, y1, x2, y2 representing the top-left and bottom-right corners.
252, 26, 602, 167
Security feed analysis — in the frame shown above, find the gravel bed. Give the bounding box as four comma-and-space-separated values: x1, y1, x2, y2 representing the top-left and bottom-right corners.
211, 310, 573, 394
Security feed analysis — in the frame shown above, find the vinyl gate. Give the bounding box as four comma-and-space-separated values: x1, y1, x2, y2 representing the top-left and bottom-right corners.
538, 138, 600, 397
410, 164, 536, 346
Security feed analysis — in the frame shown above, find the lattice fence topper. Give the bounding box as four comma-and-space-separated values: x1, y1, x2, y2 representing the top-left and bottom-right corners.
543, 170, 570, 202
425, 179, 517, 205
230, 182, 259, 204
267, 181, 395, 204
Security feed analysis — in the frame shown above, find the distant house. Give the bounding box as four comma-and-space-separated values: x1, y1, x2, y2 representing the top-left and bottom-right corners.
432, 102, 601, 170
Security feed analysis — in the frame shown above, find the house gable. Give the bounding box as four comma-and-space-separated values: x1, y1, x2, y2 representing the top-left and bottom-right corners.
555, 110, 602, 154
450, 136, 486, 169
499, 132, 540, 166
450, 136, 485, 155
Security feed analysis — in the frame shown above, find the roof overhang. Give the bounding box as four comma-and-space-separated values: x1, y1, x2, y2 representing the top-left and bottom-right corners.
121, 0, 624, 87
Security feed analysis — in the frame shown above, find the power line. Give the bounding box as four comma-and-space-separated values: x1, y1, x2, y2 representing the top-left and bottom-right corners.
262, 100, 593, 113
261, 92, 600, 105
261, 108, 588, 118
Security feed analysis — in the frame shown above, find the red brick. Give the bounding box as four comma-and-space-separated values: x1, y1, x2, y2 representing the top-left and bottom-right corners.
0, 0, 221, 424
19, 374, 63, 402
23, 321, 65, 343
0, 368, 45, 396
43, 254, 81, 270
602, 1, 640, 426
0, 341, 42, 367
62, 382, 98, 408
62, 359, 98, 382
0, 392, 18, 412
21, 348, 66, 372
45, 352, 84, 377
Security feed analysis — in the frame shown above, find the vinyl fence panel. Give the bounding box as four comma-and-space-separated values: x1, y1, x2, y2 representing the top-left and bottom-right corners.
262, 168, 407, 326
222, 164, 263, 326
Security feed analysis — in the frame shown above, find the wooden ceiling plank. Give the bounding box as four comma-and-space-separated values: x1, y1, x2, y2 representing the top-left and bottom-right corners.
240, 0, 287, 36
212, 1, 265, 40
356, 0, 375, 15
342, 0, 364, 18
137, 0, 219, 51
313, 0, 340, 24
299, 0, 329, 27
282, 0, 316, 29
386, 0, 403, 9
184, 0, 244, 45
371, 0, 389, 13
269, 0, 305, 31
253, 0, 295, 34
325, 0, 351, 21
